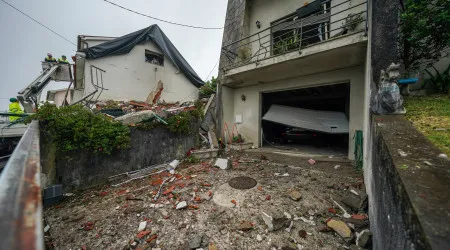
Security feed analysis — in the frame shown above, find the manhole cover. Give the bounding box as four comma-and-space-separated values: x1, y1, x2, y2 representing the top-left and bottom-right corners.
228, 176, 257, 190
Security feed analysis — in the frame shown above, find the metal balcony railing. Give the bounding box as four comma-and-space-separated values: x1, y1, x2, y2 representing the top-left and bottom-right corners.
0, 121, 44, 249
221, 0, 368, 71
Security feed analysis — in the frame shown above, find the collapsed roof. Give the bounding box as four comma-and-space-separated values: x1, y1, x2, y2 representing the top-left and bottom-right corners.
83, 25, 204, 88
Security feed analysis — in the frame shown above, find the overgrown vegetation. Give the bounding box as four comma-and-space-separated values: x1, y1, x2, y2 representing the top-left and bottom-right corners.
404, 95, 450, 155
199, 76, 217, 98
399, 0, 450, 73
145, 100, 204, 134
27, 103, 130, 154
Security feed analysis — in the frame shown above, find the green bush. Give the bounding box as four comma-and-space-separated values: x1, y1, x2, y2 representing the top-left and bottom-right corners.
27, 103, 130, 154
199, 76, 217, 98
166, 100, 204, 134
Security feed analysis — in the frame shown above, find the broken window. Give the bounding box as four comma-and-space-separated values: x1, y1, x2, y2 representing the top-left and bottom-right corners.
145, 50, 164, 66
271, 1, 331, 55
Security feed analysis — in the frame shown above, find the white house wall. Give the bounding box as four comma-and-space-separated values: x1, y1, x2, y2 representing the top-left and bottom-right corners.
82, 42, 199, 103
222, 65, 366, 160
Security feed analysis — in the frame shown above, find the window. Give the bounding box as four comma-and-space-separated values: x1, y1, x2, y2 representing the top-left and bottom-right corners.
145, 50, 164, 66
270, 1, 331, 55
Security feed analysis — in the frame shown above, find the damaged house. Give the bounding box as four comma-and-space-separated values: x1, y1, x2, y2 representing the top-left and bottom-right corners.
219, 0, 369, 160
73, 25, 204, 105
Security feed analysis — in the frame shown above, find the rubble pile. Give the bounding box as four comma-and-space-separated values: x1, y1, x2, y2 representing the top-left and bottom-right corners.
97, 100, 201, 117
44, 153, 372, 249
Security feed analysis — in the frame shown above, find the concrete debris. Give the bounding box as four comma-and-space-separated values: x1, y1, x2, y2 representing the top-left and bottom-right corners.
350, 189, 359, 196
398, 149, 407, 157
275, 173, 290, 177
341, 195, 364, 212
284, 212, 292, 219
44, 224, 50, 233
356, 229, 372, 248
438, 153, 448, 159
327, 219, 351, 238
423, 160, 433, 166
256, 234, 263, 242
332, 198, 351, 218
299, 216, 316, 226
188, 234, 208, 249
138, 221, 147, 232
176, 201, 188, 210
288, 190, 302, 201
115, 110, 155, 125
285, 221, 294, 233
43, 151, 369, 249
214, 158, 230, 170
334, 165, 340, 169
237, 220, 253, 231
261, 210, 289, 231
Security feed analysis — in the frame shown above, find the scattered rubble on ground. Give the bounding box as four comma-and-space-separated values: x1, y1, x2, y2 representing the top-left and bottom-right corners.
44, 152, 371, 249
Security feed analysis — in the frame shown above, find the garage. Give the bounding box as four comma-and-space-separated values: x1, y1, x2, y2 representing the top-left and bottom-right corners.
261, 83, 350, 157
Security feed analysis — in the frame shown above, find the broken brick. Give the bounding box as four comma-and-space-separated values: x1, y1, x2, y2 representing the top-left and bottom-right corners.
152, 179, 163, 186
266, 195, 271, 200
99, 191, 109, 196
145, 234, 158, 243
136, 230, 151, 239
328, 208, 337, 214
351, 214, 368, 220
83, 221, 94, 231
257, 186, 263, 191
162, 186, 175, 195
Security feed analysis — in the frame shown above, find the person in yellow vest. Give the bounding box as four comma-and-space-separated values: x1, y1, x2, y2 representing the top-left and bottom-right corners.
58, 55, 70, 64
8, 98, 23, 122
44, 53, 57, 63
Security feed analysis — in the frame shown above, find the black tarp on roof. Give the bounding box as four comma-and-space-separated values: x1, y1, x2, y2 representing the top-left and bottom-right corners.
84, 25, 204, 88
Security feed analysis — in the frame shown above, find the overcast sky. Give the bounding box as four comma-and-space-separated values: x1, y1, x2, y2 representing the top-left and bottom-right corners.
0, 0, 227, 111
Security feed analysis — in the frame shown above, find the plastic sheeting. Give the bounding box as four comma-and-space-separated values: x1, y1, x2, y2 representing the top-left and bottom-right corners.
262, 105, 349, 134
83, 25, 204, 88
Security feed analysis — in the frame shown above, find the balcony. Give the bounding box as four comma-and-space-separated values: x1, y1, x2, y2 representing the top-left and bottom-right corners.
221, 0, 368, 87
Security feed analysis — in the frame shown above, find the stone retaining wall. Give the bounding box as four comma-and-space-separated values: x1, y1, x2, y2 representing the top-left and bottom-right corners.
369, 115, 450, 249
41, 121, 200, 192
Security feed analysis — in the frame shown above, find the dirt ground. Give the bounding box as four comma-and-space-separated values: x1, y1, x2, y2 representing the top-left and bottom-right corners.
44, 152, 370, 250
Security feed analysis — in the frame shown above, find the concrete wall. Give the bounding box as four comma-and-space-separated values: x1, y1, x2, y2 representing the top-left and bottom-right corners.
369, 115, 450, 249
330, 0, 366, 37
79, 42, 199, 103
42, 120, 200, 192
222, 65, 366, 159
53, 90, 72, 107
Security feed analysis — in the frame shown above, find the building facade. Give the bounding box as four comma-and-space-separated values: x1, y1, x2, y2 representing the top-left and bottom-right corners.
73, 27, 203, 105
218, 0, 370, 159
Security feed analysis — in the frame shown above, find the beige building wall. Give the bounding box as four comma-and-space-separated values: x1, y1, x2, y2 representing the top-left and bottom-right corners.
222, 65, 366, 160
81, 42, 199, 103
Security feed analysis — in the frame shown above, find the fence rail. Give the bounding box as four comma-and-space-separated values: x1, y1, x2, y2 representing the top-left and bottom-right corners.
221, 0, 368, 71
0, 120, 44, 250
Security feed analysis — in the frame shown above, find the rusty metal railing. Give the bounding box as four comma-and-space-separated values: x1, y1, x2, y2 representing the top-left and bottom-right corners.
0, 120, 44, 250
221, 0, 368, 71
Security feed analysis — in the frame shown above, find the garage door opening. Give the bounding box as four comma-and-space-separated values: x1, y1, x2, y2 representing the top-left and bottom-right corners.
261, 83, 350, 157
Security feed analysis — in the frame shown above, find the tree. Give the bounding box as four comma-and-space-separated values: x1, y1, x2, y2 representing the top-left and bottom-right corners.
199, 76, 217, 98
399, 0, 450, 73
